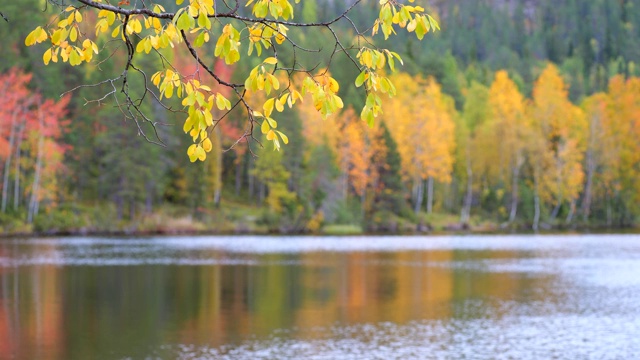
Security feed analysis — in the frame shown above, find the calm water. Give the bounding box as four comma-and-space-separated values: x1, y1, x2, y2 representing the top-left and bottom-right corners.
1, 235, 639, 359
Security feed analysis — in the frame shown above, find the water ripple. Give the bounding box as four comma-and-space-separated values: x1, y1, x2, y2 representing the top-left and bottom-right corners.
163, 315, 640, 360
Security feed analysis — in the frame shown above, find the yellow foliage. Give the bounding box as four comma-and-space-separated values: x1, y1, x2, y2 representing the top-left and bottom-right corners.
530, 64, 586, 204
383, 73, 456, 185
479, 70, 528, 189
337, 108, 371, 197
603, 76, 640, 200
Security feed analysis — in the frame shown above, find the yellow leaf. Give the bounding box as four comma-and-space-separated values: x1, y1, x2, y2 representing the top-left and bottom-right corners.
275, 98, 284, 112
203, 138, 213, 152
215, 94, 227, 110
328, 78, 339, 93
204, 110, 213, 126
36, 27, 48, 43
165, 82, 174, 98
187, 144, 197, 156
276, 130, 289, 144
136, 38, 145, 53
334, 95, 344, 109
43, 48, 52, 65
263, 98, 275, 117
134, 19, 142, 33
69, 27, 78, 42
25, 31, 36, 46
107, 11, 116, 25
266, 129, 276, 140
407, 19, 417, 32
197, 147, 206, 161
263, 57, 278, 65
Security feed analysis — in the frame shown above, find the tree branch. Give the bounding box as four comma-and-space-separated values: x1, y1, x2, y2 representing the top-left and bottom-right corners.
74, 0, 362, 27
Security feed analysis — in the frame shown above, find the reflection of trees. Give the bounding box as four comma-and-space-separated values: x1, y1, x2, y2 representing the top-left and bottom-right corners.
451, 249, 549, 319
0, 243, 64, 360
0, 246, 555, 358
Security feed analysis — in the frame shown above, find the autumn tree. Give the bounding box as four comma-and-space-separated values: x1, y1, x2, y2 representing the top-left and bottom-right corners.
336, 108, 370, 203
384, 73, 456, 214
602, 76, 640, 223
23, 0, 439, 162
485, 70, 527, 223
530, 64, 586, 226
0, 69, 69, 222
580, 93, 608, 223
250, 137, 296, 218
457, 81, 490, 223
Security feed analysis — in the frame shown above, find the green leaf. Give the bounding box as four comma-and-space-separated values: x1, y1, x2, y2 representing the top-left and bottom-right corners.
194, 32, 206, 47
355, 71, 366, 87
366, 93, 375, 107
177, 11, 192, 31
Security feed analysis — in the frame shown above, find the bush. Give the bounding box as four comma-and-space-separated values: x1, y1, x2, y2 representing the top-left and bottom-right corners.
369, 210, 414, 233
33, 207, 86, 233
0, 211, 28, 233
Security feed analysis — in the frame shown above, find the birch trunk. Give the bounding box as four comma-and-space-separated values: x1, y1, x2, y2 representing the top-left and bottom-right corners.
460, 160, 473, 224
426, 177, 434, 214
413, 179, 423, 214
533, 173, 540, 232
508, 159, 522, 223
581, 146, 596, 223
566, 199, 576, 224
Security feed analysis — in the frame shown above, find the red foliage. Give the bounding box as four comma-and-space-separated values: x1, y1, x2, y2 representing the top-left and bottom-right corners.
0, 67, 70, 159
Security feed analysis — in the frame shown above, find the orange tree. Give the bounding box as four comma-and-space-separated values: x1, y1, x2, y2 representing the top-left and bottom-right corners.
23, 0, 439, 161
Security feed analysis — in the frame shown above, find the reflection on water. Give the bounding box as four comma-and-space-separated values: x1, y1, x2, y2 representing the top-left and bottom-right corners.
0, 235, 639, 359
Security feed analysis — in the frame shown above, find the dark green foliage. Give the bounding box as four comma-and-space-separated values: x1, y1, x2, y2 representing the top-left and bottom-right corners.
372, 122, 411, 218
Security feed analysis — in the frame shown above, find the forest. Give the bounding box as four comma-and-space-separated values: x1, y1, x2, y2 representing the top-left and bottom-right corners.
1, 0, 640, 235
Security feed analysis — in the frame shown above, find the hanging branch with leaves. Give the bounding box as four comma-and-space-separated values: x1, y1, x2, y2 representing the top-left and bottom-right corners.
25, 0, 439, 161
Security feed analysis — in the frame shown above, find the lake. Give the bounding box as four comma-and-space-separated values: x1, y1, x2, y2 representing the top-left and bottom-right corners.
1, 234, 639, 359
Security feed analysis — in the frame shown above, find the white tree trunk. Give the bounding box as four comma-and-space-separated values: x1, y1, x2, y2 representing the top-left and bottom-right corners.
460, 160, 473, 224
508, 160, 522, 223
426, 177, 434, 214
413, 179, 423, 214
532, 173, 540, 232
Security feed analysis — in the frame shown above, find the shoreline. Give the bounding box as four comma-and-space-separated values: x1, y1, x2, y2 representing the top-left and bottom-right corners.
1, 223, 638, 239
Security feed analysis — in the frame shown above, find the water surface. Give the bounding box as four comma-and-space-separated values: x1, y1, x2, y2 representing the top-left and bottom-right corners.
1, 234, 639, 359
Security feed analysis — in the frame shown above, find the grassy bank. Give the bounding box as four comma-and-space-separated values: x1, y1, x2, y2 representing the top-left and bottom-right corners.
0, 201, 636, 237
